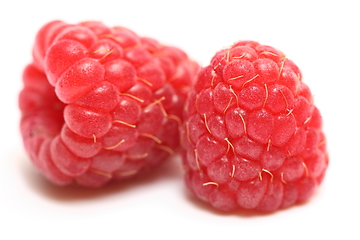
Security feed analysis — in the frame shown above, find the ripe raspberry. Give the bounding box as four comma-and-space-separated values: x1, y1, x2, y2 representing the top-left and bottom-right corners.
181, 41, 328, 212
19, 20, 198, 187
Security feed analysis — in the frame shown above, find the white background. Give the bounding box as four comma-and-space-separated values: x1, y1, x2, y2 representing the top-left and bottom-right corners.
1, 0, 358, 239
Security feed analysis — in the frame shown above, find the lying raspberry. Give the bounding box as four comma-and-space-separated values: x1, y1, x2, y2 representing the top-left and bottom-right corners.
20, 20, 198, 187
181, 41, 328, 212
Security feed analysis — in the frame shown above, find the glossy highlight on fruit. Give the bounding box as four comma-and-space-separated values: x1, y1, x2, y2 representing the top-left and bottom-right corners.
19, 20, 198, 187
181, 41, 328, 212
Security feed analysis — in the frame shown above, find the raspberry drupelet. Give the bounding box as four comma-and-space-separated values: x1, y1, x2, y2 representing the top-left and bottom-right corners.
19, 20, 199, 187
181, 41, 328, 212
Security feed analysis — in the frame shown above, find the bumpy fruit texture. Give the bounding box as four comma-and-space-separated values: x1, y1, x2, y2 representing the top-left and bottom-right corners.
19, 20, 198, 187
181, 41, 328, 212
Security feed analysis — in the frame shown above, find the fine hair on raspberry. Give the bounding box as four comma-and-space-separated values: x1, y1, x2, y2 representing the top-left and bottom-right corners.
19, 20, 198, 187
181, 40, 328, 212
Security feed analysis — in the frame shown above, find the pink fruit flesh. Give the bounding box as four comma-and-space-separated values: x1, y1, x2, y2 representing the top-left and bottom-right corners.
20, 20, 199, 187
182, 40, 328, 212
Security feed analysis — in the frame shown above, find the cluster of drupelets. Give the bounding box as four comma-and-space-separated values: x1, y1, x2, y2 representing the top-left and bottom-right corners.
19, 21, 328, 212
181, 41, 328, 211
19, 21, 198, 187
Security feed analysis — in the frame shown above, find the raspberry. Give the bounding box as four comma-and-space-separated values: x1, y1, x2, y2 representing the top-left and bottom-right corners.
181, 41, 328, 212
19, 20, 198, 187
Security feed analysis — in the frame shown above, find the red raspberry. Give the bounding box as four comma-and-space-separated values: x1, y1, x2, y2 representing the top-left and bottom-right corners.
181, 41, 328, 212
19, 20, 198, 187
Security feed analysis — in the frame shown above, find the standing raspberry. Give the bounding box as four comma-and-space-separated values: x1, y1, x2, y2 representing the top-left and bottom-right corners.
181, 41, 328, 212
19, 20, 198, 187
